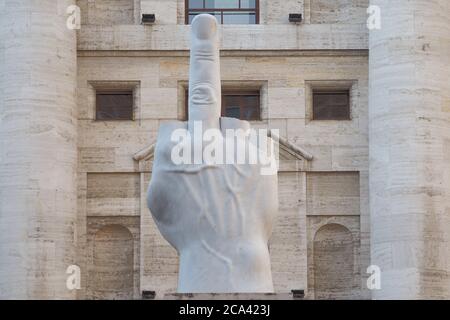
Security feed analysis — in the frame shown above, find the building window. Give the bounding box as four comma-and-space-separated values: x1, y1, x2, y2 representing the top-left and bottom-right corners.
312, 90, 350, 120
222, 90, 260, 120
186, 0, 259, 24
185, 89, 261, 121
96, 90, 134, 120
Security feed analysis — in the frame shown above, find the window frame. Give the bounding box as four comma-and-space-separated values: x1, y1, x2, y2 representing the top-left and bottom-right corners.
185, 0, 260, 24
95, 89, 135, 121
312, 89, 351, 121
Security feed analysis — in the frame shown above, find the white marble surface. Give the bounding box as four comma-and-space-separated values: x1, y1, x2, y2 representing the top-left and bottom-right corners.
147, 15, 278, 293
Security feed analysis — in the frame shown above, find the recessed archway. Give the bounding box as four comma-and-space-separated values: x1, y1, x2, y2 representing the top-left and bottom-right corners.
313, 223, 354, 299
91, 224, 134, 299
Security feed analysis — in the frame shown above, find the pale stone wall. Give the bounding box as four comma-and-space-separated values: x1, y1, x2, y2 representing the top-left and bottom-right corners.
143, 0, 179, 25
0, 0, 374, 299
77, 24, 368, 51
76, 51, 369, 298
260, 0, 305, 24
75, 2, 370, 298
271, 172, 307, 293
369, 0, 450, 299
3, 0, 449, 301
77, 0, 140, 25
307, 172, 360, 216
87, 173, 140, 216
141, 172, 179, 297
0, 0, 78, 299
309, 0, 368, 24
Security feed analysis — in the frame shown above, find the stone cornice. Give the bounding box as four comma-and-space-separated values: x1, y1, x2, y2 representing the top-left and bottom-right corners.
77, 23, 368, 51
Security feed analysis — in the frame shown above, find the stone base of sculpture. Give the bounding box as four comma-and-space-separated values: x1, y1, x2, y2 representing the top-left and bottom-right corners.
162, 293, 304, 300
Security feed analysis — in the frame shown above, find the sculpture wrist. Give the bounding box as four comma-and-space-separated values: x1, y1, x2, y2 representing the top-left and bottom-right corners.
177, 239, 274, 293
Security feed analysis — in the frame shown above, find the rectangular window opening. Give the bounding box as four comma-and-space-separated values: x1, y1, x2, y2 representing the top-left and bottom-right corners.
186, 0, 259, 24
96, 90, 134, 121
312, 90, 350, 120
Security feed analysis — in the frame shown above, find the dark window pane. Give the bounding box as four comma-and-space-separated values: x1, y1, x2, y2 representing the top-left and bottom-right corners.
205, 0, 239, 8
225, 107, 240, 118
240, 95, 259, 120
223, 95, 241, 119
313, 91, 350, 120
223, 12, 255, 24
242, 95, 258, 107
188, 0, 204, 8
240, 0, 256, 8
96, 91, 133, 120
242, 106, 257, 120
223, 95, 240, 108
222, 91, 260, 121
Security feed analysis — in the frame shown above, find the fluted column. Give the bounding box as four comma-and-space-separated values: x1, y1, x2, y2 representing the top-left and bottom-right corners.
369, 0, 450, 299
0, 0, 77, 299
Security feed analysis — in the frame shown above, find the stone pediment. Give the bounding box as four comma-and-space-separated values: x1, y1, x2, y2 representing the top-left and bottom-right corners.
133, 130, 313, 172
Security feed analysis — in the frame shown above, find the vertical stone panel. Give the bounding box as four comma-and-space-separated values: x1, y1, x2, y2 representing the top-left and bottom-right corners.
86, 173, 140, 216
369, 0, 450, 299
310, 0, 368, 24
306, 172, 360, 216
140, 172, 178, 297
78, 0, 135, 25
271, 172, 306, 292
0, 0, 77, 299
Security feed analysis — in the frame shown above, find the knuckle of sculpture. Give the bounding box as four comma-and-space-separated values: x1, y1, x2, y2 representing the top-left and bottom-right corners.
190, 84, 217, 105
195, 53, 215, 62
194, 43, 216, 62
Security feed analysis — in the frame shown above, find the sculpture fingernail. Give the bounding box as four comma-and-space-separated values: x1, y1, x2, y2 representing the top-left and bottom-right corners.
191, 14, 218, 40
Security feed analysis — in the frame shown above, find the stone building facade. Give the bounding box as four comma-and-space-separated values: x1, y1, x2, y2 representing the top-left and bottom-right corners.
0, 0, 449, 300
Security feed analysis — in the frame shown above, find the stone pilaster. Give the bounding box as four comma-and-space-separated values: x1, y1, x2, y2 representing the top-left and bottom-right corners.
369, 0, 450, 299
0, 0, 77, 299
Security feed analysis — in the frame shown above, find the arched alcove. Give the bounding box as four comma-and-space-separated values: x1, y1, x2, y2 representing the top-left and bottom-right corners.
313, 223, 354, 299
91, 224, 134, 299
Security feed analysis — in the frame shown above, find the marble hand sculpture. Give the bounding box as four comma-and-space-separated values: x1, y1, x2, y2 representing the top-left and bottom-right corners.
147, 14, 278, 293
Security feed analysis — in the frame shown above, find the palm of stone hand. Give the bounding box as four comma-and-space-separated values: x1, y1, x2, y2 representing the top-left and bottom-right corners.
147, 14, 278, 293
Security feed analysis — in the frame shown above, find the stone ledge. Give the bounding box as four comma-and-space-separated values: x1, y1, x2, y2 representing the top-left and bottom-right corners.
77, 24, 368, 51
160, 292, 305, 300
